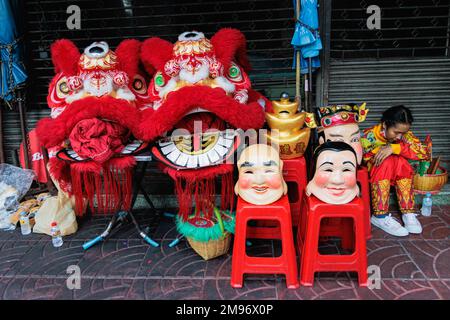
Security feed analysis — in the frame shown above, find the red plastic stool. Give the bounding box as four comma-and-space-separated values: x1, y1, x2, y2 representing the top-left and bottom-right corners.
231, 195, 299, 289
297, 195, 368, 287
319, 166, 372, 249
282, 157, 307, 227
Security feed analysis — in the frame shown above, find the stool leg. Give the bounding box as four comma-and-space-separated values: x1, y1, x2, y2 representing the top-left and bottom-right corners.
231, 216, 247, 288
355, 216, 368, 287
280, 219, 300, 289
300, 213, 320, 286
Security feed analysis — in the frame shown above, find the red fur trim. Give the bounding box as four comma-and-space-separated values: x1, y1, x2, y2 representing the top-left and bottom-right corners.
50, 39, 80, 75
248, 88, 273, 113
136, 86, 266, 141
211, 28, 251, 72
140, 37, 174, 76
36, 97, 140, 148
116, 39, 141, 79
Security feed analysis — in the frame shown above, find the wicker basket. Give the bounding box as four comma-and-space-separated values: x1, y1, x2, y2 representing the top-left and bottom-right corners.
187, 232, 232, 261
413, 167, 448, 192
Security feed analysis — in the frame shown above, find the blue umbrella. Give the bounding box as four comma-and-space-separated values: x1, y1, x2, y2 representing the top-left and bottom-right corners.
0, 0, 27, 102
291, 0, 322, 73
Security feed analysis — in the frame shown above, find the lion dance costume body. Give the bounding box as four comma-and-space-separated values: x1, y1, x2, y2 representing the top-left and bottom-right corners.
137, 29, 272, 221
36, 39, 150, 215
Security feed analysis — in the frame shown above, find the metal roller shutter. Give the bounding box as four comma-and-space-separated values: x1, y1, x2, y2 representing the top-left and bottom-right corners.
2, 0, 299, 165
328, 58, 450, 159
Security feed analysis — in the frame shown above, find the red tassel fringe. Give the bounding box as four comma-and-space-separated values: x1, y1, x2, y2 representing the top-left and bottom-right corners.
70, 158, 134, 216
171, 166, 235, 221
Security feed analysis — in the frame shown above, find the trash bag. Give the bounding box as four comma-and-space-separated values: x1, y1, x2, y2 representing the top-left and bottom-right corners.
0, 164, 35, 230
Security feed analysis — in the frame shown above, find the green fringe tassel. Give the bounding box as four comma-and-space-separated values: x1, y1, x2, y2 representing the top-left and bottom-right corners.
176, 210, 236, 242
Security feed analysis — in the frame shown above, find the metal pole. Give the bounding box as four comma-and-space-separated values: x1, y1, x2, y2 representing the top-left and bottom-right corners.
17, 89, 30, 169
0, 107, 4, 163
308, 57, 313, 111
445, 6, 450, 57
295, 0, 302, 110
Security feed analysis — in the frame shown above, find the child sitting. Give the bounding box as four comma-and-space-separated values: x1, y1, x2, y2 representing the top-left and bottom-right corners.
361, 105, 428, 236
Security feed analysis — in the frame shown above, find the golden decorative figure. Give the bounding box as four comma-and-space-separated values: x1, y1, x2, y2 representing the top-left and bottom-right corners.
265, 93, 316, 159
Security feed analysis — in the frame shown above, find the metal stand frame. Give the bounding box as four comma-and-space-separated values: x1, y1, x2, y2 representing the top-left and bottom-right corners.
82, 158, 159, 250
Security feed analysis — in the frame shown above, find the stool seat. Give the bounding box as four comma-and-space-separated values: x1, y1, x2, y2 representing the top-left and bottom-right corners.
298, 195, 368, 287
231, 196, 299, 289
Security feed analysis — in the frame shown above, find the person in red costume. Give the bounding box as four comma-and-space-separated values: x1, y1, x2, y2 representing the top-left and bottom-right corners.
137, 29, 271, 221
361, 105, 428, 236
36, 39, 150, 216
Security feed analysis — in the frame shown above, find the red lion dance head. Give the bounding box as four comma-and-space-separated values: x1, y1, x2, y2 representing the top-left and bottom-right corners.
36, 39, 150, 215
137, 29, 272, 220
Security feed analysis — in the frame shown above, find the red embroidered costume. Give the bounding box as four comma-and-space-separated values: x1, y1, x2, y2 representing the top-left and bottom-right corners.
361, 123, 428, 216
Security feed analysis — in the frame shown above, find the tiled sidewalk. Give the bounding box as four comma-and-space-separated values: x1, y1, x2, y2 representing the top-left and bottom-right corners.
0, 205, 448, 300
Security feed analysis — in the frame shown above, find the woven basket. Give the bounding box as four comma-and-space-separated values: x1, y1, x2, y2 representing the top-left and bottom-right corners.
187, 232, 232, 261
413, 167, 448, 192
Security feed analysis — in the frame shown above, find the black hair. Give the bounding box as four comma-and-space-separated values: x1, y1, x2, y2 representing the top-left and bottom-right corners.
381, 105, 413, 128
311, 141, 357, 174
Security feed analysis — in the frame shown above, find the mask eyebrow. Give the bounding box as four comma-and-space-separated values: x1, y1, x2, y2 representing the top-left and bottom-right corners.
240, 161, 254, 168
328, 133, 344, 138
343, 161, 356, 168
319, 161, 334, 167
263, 160, 278, 166
351, 130, 360, 136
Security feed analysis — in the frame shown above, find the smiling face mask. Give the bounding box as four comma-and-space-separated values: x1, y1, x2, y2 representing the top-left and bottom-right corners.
306, 141, 359, 204
321, 123, 363, 165
235, 144, 288, 205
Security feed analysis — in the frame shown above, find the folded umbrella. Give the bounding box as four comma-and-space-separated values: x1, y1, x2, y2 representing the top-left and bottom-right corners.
291, 0, 323, 74
0, 0, 27, 102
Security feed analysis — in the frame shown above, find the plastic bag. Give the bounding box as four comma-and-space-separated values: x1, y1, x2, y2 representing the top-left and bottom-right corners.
0, 164, 35, 230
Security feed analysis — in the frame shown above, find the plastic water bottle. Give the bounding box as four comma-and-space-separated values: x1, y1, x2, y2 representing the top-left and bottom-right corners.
421, 193, 433, 217
19, 212, 32, 235
51, 222, 64, 247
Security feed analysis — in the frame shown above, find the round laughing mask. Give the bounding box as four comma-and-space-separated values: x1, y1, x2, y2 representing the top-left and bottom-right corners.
235, 144, 288, 205
306, 141, 359, 204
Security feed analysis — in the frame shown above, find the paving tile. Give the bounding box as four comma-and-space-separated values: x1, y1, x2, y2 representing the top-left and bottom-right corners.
366, 240, 424, 279
400, 240, 450, 280
137, 239, 208, 278
278, 278, 363, 300
356, 279, 445, 300
64, 210, 160, 242
0, 240, 40, 276
205, 239, 275, 279
435, 206, 450, 226
428, 280, 450, 300
0, 228, 46, 242
72, 278, 134, 300
128, 278, 204, 300
203, 279, 278, 300
4, 240, 85, 277
77, 239, 148, 279
0, 276, 73, 300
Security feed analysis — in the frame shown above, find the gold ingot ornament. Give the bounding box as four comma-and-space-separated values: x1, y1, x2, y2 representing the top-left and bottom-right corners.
265, 93, 317, 159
